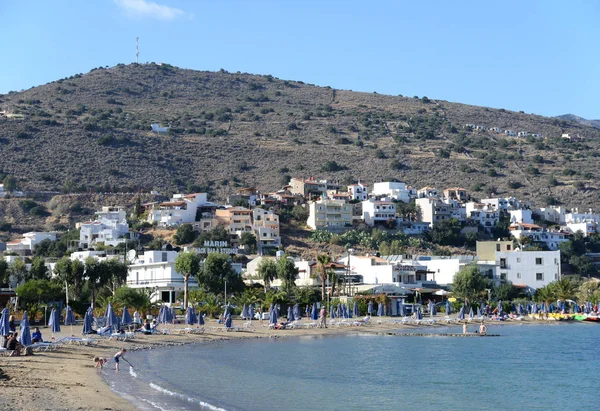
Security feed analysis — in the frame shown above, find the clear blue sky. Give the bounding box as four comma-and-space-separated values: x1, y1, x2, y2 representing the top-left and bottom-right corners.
2, 0, 598, 118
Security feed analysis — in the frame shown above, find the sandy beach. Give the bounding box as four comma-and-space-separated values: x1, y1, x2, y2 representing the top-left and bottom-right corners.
0, 316, 552, 410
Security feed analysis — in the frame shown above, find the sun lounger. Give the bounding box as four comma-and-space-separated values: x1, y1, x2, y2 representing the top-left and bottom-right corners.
29, 342, 60, 352
109, 332, 134, 341
61, 337, 97, 346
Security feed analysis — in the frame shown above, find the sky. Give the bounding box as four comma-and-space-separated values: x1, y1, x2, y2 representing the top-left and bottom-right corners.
1, 0, 598, 118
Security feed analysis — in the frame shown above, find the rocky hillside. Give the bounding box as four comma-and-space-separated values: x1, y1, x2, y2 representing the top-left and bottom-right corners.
1, 63, 600, 208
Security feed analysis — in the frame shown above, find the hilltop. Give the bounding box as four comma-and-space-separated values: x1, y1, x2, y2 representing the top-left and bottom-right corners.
1, 63, 600, 208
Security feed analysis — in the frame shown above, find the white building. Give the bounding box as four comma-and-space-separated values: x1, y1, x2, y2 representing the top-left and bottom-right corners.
536, 206, 566, 224
509, 209, 533, 225
509, 223, 569, 251
339, 255, 435, 288
307, 198, 353, 230
252, 208, 281, 251
79, 206, 133, 248
417, 187, 439, 199
465, 202, 499, 229
5, 232, 58, 255
443, 198, 467, 222
480, 197, 522, 213
127, 250, 197, 304
495, 250, 561, 290
372, 182, 410, 203
362, 200, 396, 226
151, 123, 169, 133
348, 183, 368, 201
399, 222, 430, 235
565, 209, 600, 224
147, 193, 218, 227
69, 250, 123, 264
565, 221, 598, 236
416, 197, 452, 227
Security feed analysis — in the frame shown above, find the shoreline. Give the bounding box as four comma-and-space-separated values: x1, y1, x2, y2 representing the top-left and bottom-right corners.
0, 316, 582, 410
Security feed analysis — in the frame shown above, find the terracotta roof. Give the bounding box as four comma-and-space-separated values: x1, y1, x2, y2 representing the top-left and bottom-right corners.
7, 240, 22, 245
159, 201, 187, 207
445, 187, 466, 191
419, 187, 436, 191
183, 193, 203, 198
509, 223, 541, 229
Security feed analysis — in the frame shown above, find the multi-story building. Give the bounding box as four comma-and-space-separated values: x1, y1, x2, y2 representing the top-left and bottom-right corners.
78, 206, 133, 248
415, 197, 452, 227
371, 182, 410, 203
347, 183, 369, 201
465, 202, 499, 229
147, 193, 218, 227
5, 232, 58, 255
307, 199, 353, 230
252, 208, 281, 252
443, 187, 468, 203
289, 177, 341, 198
509, 223, 569, 251
509, 209, 533, 225
417, 187, 439, 199
479, 197, 522, 213
536, 206, 566, 224
216, 207, 253, 244
362, 200, 396, 227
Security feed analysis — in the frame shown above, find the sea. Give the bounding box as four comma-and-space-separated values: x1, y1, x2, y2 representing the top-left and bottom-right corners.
103, 323, 599, 411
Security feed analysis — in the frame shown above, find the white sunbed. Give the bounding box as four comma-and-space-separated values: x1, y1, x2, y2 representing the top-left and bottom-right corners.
109, 332, 134, 341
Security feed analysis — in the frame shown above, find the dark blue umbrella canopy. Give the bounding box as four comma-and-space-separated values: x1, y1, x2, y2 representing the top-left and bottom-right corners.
293, 304, 300, 320
269, 304, 274, 314
198, 311, 205, 326
249, 304, 255, 319
225, 314, 232, 328
105, 302, 118, 332
0, 308, 10, 336
348, 303, 353, 318
19, 311, 31, 346
353, 302, 359, 317
377, 303, 384, 317
287, 306, 293, 321
532, 303, 538, 314
368, 301, 373, 315
330, 305, 336, 319
457, 306, 465, 320
548, 304, 555, 313
49, 308, 61, 333
416, 308, 423, 320
477, 306, 482, 317
82, 310, 93, 334
469, 307, 474, 319
311, 304, 318, 320
574, 302, 580, 313
445, 301, 451, 316
185, 306, 194, 325
158, 305, 169, 324
337, 304, 342, 318
269, 308, 278, 324
170, 306, 176, 323
121, 307, 133, 325
242, 304, 249, 319
64, 306, 77, 325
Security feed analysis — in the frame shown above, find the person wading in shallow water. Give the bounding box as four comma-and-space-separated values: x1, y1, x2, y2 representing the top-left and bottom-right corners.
479, 321, 487, 336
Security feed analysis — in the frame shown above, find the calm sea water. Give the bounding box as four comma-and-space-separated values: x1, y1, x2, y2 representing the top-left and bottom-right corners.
103, 323, 600, 410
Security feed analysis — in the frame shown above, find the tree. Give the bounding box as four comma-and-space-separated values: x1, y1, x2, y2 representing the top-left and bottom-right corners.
291, 205, 309, 222
84, 257, 111, 308
0, 259, 9, 286
276, 255, 299, 294
452, 264, 488, 303
174, 224, 196, 245
16, 279, 63, 320
316, 254, 332, 302
104, 259, 129, 294
425, 219, 463, 246
257, 258, 278, 292
197, 253, 244, 296
2, 175, 17, 193
174, 251, 201, 309
239, 231, 257, 254
113, 287, 150, 312
29, 256, 49, 280
53, 257, 85, 301
9, 258, 28, 284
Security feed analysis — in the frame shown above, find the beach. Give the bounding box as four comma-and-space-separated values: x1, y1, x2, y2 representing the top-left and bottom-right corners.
0, 316, 565, 410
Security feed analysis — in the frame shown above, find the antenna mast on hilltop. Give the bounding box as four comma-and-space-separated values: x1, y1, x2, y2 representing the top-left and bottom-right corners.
136, 37, 139, 64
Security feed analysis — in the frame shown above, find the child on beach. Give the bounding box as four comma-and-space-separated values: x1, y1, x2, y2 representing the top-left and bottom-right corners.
113, 348, 127, 371
94, 357, 107, 368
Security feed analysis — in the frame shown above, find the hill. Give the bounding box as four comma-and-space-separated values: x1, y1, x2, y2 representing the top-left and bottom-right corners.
555, 114, 600, 130
2, 63, 600, 208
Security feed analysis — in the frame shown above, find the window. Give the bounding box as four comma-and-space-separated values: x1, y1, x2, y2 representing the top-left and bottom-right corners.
500, 258, 507, 269
535, 258, 543, 265
555, 273, 558, 280
507, 244, 511, 251
536, 273, 544, 281
496, 244, 501, 251
500, 273, 507, 280
162, 252, 167, 262
516, 272, 521, 279
517, 258, 521, 263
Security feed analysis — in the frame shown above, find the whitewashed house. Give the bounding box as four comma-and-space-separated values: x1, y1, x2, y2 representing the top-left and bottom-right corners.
78, 206, 133, 248
417, 187, 439, 199
509, 223, 568, 250
348, 183, 368, 201
6, 232, 58, 255
465, 202, 499, 230
509, 209, 533, 225
307, 198, 353, 230
416, 198, 452, 227
252, 208, 281, 251
371, 182, 410, 203
362, 200, 396, 226
480, 197, 522, 213
147, 193, 219, 227
151, 123, 169, 133
536, 206, 566, 225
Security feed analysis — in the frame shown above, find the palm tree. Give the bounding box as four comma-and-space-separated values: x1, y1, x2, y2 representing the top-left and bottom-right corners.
174, 251, 201, 310
316, 254, 332, 302
257, 258, 278, 293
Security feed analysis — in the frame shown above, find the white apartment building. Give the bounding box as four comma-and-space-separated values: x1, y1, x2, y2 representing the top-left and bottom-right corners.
417, 187, 439, 199
465, 202, 499, 229
252, 208, 281, 251
362, 200, 396, 226
565, 221, 598, 236
348, 183, 368, 201
416, 197, 452, 227
510, 209, 533, 225
480, 197, 522, 213
536, 206, 566, 224
147, 193, 218, 227
78, 206, 133, 248
565, 209, 600, 224
443, 198, 467, 222
495, 250, 561, 290
307, 199, 353, 230
509, 223, 568, 251
5, 232, 58, 255
339, 255, 435, 288
372, 182, 410, 203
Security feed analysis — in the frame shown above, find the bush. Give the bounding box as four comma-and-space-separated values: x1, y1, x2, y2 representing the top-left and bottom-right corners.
321, 161, 347, 172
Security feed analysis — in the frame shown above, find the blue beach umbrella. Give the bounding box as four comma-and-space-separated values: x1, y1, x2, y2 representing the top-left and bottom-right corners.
416, 307, 423, 320
399, 302, 406, 317
469, 307, 474, 320
497, 300, 503, 316
477, 306, 482, 317
574, 302, 580, 313
82, 310, 93, 334
445, 301, 451, 316
19, 311, 31, 346
337, 304, 343, 319
480, 302, 486, 315
532, 303, 538, 314
170, 306, 176, 323
198, 311, 205, 326
293, 304, 300, 320
330, 305, 336, 319
121, 307, 133, 326
0, 308, 9, 336
242, 304, 249, 320
185, 306, 194, 325
311, 304, 318, 321
305, 305, 310, 317
158, 305, 168, 324
353, 301, 359, 317
269, 308, 278, 325
269, 304, 274, 314
225, 314, 232, 328
540, 302, 547, 313
105, 302, 118, 333
287, 306, 293, 321
458, 306, 465, 321
64, 306, 77, 325
549, 304, 555, 313
368, 301, 373, 315
348, 303, 353, 318
377, 303, 384, 317
249, 304, 255, 320
48, 307, 61, 334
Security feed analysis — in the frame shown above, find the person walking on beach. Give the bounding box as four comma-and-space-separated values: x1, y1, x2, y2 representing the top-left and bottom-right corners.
319, 306, 327, 328
257, 307, 263, 324
462, 322, 468, 334
479, 321, 487, 336
113, 348, 127, 371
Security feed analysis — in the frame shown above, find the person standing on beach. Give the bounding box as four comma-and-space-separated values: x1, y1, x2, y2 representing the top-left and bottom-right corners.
479, 321, 487, 336
462, 322, 468, 334
319, 306, 327, 328
113, 348, 127, 371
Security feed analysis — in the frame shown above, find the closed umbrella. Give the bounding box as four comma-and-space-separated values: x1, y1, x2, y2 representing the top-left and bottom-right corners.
468, 307, 474, 320
330, 305, 336, 319
82, 310, 93, 334
170, 306, 176, 324
348, 303, 353, 318
287, 306, 293, 321
445, 300, 451, 316
311, 304, 318, 321
48, 307, 61, 336
242, 304, 249, 320
353, 301, 359, 317
225, 314, 232, 328
477, 306, 482, 317
532, 303, 538, 314
185, 306, 194, 325
399, 301, 406, 317
121, 307, 133, 326
416, 307, 423, 320
269, 307, 278, 325
197, 311, 205, 326
305, 305, 310, 318
497, 300, 503, 316
105, 302, 118, 333
337, 304, 342, 319
457, 306, 465, 321
249, 304, 255, 320
377, 303, 384, 317
343, 304, 349, 319
158, 305, 168, 324
368, 301, 373, 315
0, 308, 9, 336
293, 304, 300, 320
549, 304, 554, 313
19, 311, 32, 346
574, 302, 580, 313
65, 305, 76, 335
